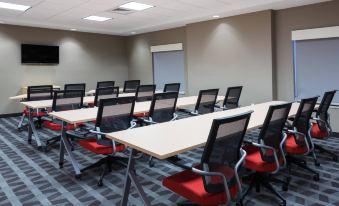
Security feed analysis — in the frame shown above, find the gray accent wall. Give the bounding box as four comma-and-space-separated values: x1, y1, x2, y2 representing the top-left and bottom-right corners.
0, 24, 128, 114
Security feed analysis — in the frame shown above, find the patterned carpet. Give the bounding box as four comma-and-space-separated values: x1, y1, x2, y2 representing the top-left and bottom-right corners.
1, 115, 339, 206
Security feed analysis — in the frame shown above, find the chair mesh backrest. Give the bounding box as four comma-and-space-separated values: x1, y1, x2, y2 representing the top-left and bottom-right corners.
64, 83, 86, 93
94, 86, 119, 107
123, 80, 140, 93
27, 85, 53, 101
200, 112, 252, 193
292, 97, 318, 146
136, 85, 156, 102
316, 90, 336, 131
223, 86, 243, 109
96, 97, 135, 134
96, 81, 115, 89
52, 90, 84, 112
163, 83, 180, 93
149, 92, 178, 123
258, 103, 292, 162
195, 89, 219, 114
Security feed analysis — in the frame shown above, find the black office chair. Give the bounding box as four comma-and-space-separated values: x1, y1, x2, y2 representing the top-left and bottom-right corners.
164, 83, 180, 93
44, 90, 84, 149
283, 97, 320, 191
311, 90, 338, 161
163, 112, 251, 206
241, 103, 291, 206
93, 86, 119, 107
135, 84, 156, 102
180, 89, 219, 115
138, 92, 179, 167
18, 85, 53, 131
77, 97, 136, 186
64, 83, 86, 93
96, 81, 115, 89
123, 80, 140, 93
217, 86, 243, 110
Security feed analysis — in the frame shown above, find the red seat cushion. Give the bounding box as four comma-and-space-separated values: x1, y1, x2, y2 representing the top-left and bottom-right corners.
134, 112, 149, 118
162, 166, 238, 205
79, 139, 125, 155
243, 144, 283, 173
43, 121, 81, 131
23, 109, 46, 117
311, 123, 329, 139
285, 134, 308, 154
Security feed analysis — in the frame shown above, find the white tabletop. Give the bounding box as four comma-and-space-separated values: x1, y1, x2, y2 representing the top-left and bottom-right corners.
105, 101, 299, 160
48, 95, 224, 124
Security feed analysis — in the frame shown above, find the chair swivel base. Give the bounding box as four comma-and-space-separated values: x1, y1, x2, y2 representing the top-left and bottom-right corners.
315, 144, 338, 162
81, 156, 128, 186
240, 173, 286, 206
286, 155, 320, 181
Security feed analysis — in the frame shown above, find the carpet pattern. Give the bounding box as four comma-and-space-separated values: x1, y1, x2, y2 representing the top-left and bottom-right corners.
1, 115, 339, 206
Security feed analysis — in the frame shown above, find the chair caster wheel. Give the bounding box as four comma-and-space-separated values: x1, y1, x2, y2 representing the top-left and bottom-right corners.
59, 162, 64, 168
282, 184, 288, 191
97, 181, 103, 187
313, 174, 320, 181
149, 161, 154, 168
333, 156, 338, 162
75, 174, 82, 180
236, 202, 243, 206
28, 140, 32, 144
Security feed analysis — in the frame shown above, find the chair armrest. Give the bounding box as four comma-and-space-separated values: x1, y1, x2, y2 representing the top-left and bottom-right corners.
234, 149, 246, 195
285, 129, 310, 154
171, 113, 178, 121
191, 166, 231, 205
248, 142, 281, 174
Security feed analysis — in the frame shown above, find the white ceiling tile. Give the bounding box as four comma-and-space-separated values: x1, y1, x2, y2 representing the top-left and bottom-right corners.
0, 0, 331, 35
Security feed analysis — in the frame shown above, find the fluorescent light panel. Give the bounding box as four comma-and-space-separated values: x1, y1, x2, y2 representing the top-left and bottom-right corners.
119, 2, 153, 11
0, 2, 30, 11
83, 16, 111, 22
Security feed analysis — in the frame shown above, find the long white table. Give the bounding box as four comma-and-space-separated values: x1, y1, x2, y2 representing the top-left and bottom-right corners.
47, 95, 224, 176
104, 101, 299, 206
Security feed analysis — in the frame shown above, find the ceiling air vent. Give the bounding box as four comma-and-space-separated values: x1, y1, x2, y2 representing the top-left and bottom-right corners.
110, 7, 136, 15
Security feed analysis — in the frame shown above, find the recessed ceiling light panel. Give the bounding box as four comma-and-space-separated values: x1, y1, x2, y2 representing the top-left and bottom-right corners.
83, 16, 112, 22
0, 2, 30, 11
119, 2, 154, 11
212, 15, 220, 18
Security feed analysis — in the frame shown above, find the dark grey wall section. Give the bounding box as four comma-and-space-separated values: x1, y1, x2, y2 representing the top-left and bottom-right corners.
0, 24, 128, 114
294, 38, 339, 103
153, 50, 186, 91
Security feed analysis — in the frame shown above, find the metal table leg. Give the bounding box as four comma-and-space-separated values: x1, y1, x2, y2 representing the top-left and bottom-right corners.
59, 121, 81, 178
121, 149, 151, 206
27, 108, 45, 149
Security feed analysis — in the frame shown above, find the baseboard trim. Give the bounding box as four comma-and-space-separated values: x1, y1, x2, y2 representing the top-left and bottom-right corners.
0, 113, 22, 118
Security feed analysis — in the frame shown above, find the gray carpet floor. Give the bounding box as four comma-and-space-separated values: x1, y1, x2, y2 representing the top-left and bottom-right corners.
1, 116, 339, 206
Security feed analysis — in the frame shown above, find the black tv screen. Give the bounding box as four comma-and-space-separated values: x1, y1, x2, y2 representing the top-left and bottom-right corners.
21, 44, 59, 64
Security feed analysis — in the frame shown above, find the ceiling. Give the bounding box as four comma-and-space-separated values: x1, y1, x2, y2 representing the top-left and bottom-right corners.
0, 0, 331, 36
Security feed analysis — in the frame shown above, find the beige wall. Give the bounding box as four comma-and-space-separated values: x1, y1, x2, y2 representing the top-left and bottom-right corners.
0, 24, 128, 114
186, 11, 273, 105
127, 11, 274, 106
126, 27, 186, 85
274, 0, 339, 131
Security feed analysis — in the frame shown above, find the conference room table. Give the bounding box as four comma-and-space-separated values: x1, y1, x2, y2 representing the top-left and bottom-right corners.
19, 92, 145, 149
103, 101, 300, 206
47, 95, 224, 177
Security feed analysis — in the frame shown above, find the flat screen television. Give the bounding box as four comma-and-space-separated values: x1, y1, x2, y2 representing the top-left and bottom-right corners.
21, 44, 59, 64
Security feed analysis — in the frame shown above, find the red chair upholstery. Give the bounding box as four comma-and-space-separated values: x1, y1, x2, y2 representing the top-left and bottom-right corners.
311, 123, 329, 139
163, 165, 238, 206
79, 139, 125, 155
133, 112, 149, 118
43, 121, 81, 131
23, 108, 46, 117
285, 134, 308, 154
243, 145, 283, 173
